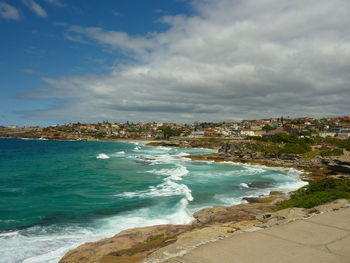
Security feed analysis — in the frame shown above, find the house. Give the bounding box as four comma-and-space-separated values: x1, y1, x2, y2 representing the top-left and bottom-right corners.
333, 124, 350, 139
189, 131, 205, 137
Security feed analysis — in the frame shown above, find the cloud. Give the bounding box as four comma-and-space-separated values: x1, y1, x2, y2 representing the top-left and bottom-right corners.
20, 0, 350, 123
44, 0, 65, 7
20, 68, 42, 75
22, 0, 47, 17
64, 25, 156, 59
0, 2, 21, 20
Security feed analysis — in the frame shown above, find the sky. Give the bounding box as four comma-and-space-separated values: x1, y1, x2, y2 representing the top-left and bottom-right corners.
0, 0, 349, 126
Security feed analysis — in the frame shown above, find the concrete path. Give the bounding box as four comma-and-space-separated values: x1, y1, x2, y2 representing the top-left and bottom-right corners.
164, 208, 350, 263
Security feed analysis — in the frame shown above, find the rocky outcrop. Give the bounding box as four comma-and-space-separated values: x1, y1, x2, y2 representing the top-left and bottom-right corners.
59, 224, 188, 263
192, 202, 276, 226
255, 199, 350, 228
322, 159, 350, 175
59, 197, 350, 263
147, 138, 225, 149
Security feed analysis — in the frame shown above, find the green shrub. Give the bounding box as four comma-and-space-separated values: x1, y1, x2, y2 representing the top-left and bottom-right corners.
148, 233, 165, 241
280, 143, 311, 154
320, 148, 344, 157
278, 178, 350, 209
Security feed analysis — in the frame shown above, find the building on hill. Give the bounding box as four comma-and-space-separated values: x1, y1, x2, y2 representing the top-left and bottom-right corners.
333, 124, 350, 139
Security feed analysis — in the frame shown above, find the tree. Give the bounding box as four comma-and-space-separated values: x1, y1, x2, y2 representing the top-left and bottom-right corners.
157, 126, 181, 139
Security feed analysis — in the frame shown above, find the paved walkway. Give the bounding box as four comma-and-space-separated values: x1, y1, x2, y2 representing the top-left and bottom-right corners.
164, 208, 350, 263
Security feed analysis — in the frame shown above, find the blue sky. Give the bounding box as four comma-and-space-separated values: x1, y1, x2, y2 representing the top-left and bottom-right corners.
1, 0, 349, 126
0, 0, 192, 126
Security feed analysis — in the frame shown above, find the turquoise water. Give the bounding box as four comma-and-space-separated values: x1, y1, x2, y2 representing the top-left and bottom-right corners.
0, 138, 307, 263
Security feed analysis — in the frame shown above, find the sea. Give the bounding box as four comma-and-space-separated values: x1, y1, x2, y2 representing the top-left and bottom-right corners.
0, 138, 307, 263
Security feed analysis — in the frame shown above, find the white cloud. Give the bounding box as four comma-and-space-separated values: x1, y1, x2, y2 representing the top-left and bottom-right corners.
21, 0, 350, 123
44, 0, 65, 7
22, 0, 47, 17
0, 2, 21, 20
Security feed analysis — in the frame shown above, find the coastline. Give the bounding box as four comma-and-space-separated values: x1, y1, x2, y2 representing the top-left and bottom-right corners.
2, 136, 347, 262
58, 139, 315, 263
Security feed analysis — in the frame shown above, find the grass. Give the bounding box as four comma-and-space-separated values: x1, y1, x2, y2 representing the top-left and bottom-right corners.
148, 233, 165, 241
320, 148, 344, 157
278, 178, 350, 209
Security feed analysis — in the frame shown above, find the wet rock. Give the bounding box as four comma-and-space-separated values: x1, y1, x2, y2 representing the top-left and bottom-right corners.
269, 191, 284, 195
243, 197, 261, 203
248, 182, 273, 188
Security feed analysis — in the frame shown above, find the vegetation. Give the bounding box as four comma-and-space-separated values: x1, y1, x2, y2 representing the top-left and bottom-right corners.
278, 178, 350, 209
157, 126, 182, 139
148, 233, 165, 241
320, 148, 344, 157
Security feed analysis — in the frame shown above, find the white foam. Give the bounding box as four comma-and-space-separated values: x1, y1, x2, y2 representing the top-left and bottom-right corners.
116, 165, 193, 204
148, 165, 189, 180
271, 180, 308, 193
240, 183, 249, 188
116, 151, 125, 154
0, 231, 18, 237
96, 153, 110, 159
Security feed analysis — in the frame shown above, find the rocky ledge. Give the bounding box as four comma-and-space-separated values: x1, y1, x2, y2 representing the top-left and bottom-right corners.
58, 193, 285, 263
59, 197, 350, 263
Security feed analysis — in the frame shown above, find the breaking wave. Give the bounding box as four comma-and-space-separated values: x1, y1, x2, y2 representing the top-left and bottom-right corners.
96, 153, 110, 159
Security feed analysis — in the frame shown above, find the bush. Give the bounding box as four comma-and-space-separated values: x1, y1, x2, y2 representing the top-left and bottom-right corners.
280, 143, 311, 154
320, 148, 344, 157
278, 178, 350, 209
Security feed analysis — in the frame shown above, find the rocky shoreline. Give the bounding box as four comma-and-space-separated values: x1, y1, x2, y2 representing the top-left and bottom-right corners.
59, 197, 350, 263
149, 138, 350, 181
58, 138, 350, 263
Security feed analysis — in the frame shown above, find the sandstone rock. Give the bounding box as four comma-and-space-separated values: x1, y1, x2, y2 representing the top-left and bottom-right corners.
243, 197, 261, 203
143, 226, 233, 263
193, 203, 276, 226
59, 224, 188, 263
222, 220, 261, 231
256, 207, 307, 223
313, 199, 350, 212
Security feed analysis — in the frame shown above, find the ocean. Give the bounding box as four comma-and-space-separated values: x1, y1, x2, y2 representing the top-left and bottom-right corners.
0, 138, 307, 263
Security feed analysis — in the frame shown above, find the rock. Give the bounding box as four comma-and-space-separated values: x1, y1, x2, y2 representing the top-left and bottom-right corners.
248, 182, 273, 188
243, 197, 261, 203
143, 226, 233, 263
256, 207, 307, 224
323, 159, 350, 174
59, 224, 188, 263
313, 199, 350, 212
269, 191, 284, 195
193, 203, 276, 226
270, 197, 288, 205
243, 194, 289, 205
222, 220, 261, 231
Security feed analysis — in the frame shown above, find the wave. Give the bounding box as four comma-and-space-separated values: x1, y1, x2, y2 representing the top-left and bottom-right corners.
147, 165, 189, 180
96, 153, 110, 159
240, 183, 249, 188
116, 165, 192, 202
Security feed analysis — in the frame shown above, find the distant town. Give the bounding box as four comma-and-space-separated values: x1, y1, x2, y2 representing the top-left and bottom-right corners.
1, 116, 349, 141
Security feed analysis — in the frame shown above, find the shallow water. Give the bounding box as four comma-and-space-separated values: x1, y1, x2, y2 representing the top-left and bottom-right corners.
0, 138, 307, 263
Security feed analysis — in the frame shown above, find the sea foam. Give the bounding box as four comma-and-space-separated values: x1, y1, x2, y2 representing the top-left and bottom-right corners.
96, 153, 110, 159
